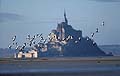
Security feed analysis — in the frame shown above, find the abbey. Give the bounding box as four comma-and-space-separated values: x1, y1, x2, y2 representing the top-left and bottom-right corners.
39, 11, 112, 57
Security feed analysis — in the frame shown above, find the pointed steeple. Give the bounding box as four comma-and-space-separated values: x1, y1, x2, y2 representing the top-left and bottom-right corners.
64, 10, 68, 25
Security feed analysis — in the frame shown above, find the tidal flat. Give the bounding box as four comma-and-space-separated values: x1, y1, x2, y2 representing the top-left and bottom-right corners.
0, 57, 120, 76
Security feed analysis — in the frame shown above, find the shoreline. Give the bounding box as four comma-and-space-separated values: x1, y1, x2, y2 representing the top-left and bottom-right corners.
0, 56, 120, 62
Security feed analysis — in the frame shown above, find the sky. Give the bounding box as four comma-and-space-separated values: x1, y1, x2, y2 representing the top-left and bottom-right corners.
0, 0, 120, 48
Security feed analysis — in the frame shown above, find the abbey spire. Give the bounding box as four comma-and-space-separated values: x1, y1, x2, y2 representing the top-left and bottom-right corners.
64, 10, 68, 25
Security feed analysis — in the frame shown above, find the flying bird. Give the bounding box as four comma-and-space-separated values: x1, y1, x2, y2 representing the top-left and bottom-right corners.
101, 21, 104, 26
66, 35, 71, 41
26, 35, 31, 40
16, 46, 19, 50
93, 41, 96, 45
41, 36, 44, 40
36, 34, 39, 37
28, 34, 30, 38
15, 42, 18, 45
43, 39, 47, 43
75, 41, 78, 43
12, 36, 16, 41
13, 42, 15, 45
39, 34, 42, 37
87, 37, 89, 41
23, 43, 26, 46
91, 33, 95, 37
29, 41, 32, 46
29, 43, 32, 46
33, 35, 36, 39
96, 28, 99, 33
8, 45, 12, 49
33, 41, 36, 44
70, 36, 73, 39
12, 42, 18, 46
78, 37, 81, 40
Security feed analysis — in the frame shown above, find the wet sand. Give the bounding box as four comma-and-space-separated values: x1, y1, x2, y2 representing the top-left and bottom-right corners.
0, 57, 120, 76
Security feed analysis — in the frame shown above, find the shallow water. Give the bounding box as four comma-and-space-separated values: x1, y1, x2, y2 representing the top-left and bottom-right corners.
0, 59, 120, 76
0, 57, 120, 76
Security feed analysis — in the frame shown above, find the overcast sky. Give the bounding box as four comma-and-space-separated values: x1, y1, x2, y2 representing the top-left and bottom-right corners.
0, 0, 120, 48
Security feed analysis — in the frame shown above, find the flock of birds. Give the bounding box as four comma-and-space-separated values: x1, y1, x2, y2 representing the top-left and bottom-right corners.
91, 21, 104, 38
8, 21, 105, 51
8, 33, 48, 52
90, 21, 104, 45
65, 21, 105, 45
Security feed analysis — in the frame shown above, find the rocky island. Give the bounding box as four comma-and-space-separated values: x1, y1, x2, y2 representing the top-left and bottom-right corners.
37, 11, 112, 57
7, 11, 113, 58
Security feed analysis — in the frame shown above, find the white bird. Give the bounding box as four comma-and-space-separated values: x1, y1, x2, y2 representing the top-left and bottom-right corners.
15, 42, 18, 46
96, 28, 99, 33
33, 35, 36, 39
21, 45, 25, 50
36, 34, 39, 37
29, 41, 32, 46
13, 42, 18, 46
28, 35, 30, 38
13, 42, 15, 45
26, 35, 30, 40
78, 37, 81, 40
87, 37, 89, 41
75, 41, 78, 43
29, 43, 32, 46
16, 46, 19, 50
30, 37, 35, 42
33, 41, 36, 44
93, 41, 96, 45
101, 21, 104, 26
23, 43, 26, 46
43, 39, 47, 43
41, 36, 44, 40
70, 36, 73, 39
66, 35, 71, 41
12, 36, 16, 41
38, 33, 43, 37
91, 33, 95, 37
8, 45, 12, 49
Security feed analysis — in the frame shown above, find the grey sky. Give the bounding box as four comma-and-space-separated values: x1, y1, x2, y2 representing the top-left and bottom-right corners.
92, 0, 120, 2
0, 0, 120, 48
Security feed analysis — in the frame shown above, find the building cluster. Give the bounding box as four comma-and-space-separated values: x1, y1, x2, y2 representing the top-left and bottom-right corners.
14, 50, 38, 58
